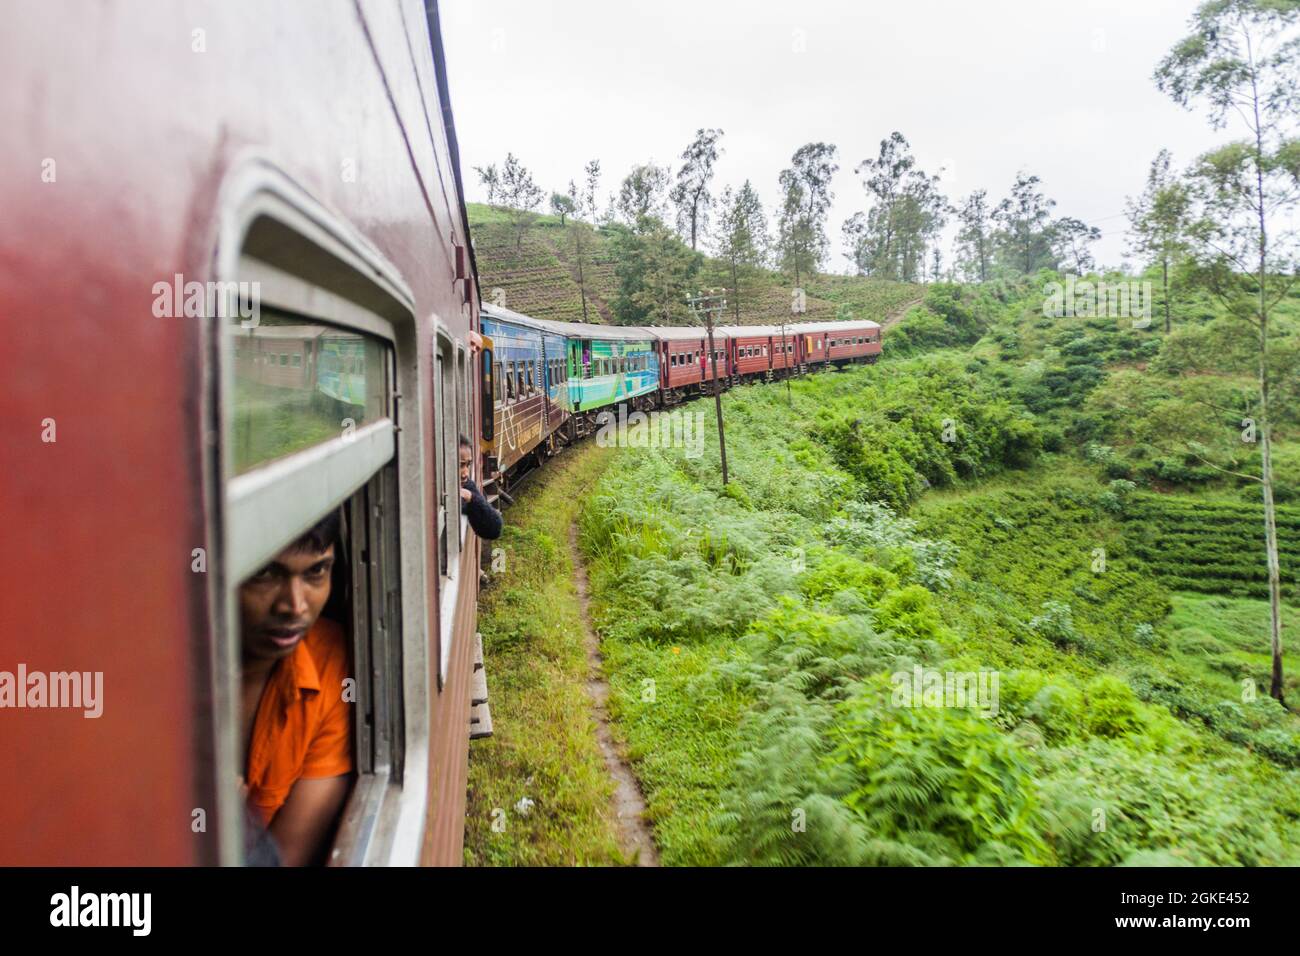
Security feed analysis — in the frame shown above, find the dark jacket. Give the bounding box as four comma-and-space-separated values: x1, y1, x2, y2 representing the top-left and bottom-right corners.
462, 478, 503, 540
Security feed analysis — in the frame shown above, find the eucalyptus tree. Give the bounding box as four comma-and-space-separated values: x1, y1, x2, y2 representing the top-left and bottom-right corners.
670, 128, 725, 250
1126, 149, 1196, 333
714, 181, 770, 323
1155, 0, 1300, 701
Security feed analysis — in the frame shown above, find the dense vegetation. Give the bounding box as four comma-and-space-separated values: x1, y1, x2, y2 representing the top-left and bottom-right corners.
570, 274, 1300, 866
462, 0, 1300, 868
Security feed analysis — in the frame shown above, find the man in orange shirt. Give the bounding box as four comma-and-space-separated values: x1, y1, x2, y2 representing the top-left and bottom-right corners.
238, 511, 354, 866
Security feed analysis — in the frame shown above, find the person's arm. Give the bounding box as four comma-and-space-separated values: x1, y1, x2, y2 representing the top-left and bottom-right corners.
461, 479, 503, 540
268, 775, 351, 866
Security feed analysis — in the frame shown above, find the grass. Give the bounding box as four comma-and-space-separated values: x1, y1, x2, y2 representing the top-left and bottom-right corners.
598, 637, 749, 866
462, 441, 629, 866
1160, 591, 1300, 704
573, 356, 1300, 865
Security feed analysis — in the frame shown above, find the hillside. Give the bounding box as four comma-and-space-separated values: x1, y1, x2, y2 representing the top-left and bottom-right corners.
466, 202, 923, 327
467, 268, 1300, 867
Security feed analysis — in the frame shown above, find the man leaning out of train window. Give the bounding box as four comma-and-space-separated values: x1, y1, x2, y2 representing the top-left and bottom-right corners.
237, 510, 354, 866
460, 435, 503, 540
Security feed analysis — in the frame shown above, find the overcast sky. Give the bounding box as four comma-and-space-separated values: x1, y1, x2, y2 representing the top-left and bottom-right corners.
440, 0, 1234, 274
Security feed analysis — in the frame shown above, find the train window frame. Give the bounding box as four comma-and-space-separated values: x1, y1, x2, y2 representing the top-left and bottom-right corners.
455, 345, 469, 545
211, 163, 432, 868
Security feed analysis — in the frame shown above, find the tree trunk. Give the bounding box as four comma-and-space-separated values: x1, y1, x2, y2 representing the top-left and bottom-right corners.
731, 257, 740, 323
575, 227, 589, 323
1162, 257, 1171, 334
1250, 66, 1284, 702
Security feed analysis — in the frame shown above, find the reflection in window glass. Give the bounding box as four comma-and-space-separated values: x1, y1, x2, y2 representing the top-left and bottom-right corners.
229, 310, 387, 476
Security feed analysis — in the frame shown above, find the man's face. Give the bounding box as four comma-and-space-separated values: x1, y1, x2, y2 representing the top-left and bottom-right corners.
459, 444, 473, 485
239, 544, 335, 664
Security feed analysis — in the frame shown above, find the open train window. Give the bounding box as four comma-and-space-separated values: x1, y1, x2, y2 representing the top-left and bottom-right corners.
214, 179, 432, 868
435, 333, 462, 580
225, 298, 404, 868
456, 344, 469, 545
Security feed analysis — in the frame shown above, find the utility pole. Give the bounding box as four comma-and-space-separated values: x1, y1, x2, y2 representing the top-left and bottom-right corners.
786, 285, 807, 403
687, 287, 729, 486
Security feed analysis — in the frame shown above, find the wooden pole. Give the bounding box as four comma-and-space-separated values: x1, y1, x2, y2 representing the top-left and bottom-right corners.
690, 288, 729, 486
780, 317, 791, 405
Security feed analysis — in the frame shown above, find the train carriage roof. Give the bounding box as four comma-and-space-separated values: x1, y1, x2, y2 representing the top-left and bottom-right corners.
479, 302, 554, 335
788, 319, 883, 333
480, 306, 880, 345
480, 304, 656, 342
645, 325, 730, 342
714, 324, 804, 338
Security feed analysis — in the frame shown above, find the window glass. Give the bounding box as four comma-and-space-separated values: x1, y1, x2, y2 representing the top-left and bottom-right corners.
435, 347, 448, 574
229, 309, 387, 476
456, 349, 468, 478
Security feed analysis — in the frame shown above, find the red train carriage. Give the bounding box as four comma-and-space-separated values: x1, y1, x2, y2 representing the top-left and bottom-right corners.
791, 320, 883, 365
718, 324, 803, 382
1, 1, 484, 865
654, 325, 729, 403
796, 326, 830, 367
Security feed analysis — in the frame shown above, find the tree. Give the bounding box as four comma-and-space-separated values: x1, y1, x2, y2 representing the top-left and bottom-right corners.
841, 212, 871, 275
617, 163, 671, 231
550, 191, 576, 226
955, 189, 994, 282
844, 133, 946, 281
474, 163, 500, 206
1052, 217, 1102, 275
1154, 0, 1300, 701
895, 169, 948, 282
1126, 149, 1196, 332
583, 159, 602, 224
566, 177, 596, 322
611, 221, 698, 325
713, 181, 770, 323
776, 142, 839, 287
994, 172, 1059, 275
670, 128, 724, 250
777, 176, 814, 287
498, 153, 544, 252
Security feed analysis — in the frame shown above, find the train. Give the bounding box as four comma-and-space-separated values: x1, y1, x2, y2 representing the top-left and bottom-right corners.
1, 0, 483, 866
477, 305, 882, 490
0, 0, 880, 867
